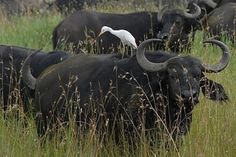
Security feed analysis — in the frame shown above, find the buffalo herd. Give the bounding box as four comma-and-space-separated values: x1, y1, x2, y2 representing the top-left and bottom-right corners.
0, 0, 234, 148
52, 0, 236, 53
52, 2, 203, 53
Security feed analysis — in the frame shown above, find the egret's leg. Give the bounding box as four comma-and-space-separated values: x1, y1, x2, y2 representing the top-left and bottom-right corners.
121, 43, 126, 58
130, 46, 136, 56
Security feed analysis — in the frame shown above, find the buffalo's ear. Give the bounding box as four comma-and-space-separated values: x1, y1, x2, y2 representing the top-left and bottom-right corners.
200, 77, 229, 102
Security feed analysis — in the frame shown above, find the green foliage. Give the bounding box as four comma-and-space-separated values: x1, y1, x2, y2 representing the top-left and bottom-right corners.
0, 13, 63, 51
0, 6, 236, 157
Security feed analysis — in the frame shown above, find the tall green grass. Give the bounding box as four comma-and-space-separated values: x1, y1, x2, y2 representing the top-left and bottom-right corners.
0, 12, 62, 51
0, 4, 236, 157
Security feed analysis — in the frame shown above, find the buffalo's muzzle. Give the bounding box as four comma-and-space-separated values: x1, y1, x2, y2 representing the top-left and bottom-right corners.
181, 90, 199, 103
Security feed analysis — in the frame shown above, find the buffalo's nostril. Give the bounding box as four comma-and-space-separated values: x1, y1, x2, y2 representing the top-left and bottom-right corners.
181, 91, 191, 99
192, 92, 197, 99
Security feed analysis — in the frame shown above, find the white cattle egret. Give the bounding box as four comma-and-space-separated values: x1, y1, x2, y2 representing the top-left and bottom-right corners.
98, 26, 138, 49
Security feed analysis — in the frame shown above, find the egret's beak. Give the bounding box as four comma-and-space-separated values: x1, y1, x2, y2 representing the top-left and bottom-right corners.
98, 31, 103, 37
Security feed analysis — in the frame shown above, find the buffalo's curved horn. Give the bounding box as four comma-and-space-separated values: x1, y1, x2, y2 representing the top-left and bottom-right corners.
182, 3, 201, 19
202, 40, 230, 73
136, 39, 168, 72
21, 50, 40, 90
201, 0, 217, 8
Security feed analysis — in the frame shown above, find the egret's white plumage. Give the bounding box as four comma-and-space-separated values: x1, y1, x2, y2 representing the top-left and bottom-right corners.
98, 26, 138, 49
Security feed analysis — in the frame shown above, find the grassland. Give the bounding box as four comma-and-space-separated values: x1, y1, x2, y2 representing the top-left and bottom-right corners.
0, 2, 236, 157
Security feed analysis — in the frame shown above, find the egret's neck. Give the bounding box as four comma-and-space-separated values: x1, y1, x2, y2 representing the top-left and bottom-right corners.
107, 28, 119, 36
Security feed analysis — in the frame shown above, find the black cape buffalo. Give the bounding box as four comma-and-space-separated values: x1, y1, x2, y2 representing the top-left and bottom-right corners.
52, 11, 159, 53
156, 2, 202, 52
52, 3, 201, 54
22, 39, 229, 145
189, 0, 218, 14
202, 2, 236, 42
0, 45, 70, 114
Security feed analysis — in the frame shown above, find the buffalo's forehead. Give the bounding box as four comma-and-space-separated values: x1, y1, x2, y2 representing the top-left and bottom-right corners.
167, 57, 202, 73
